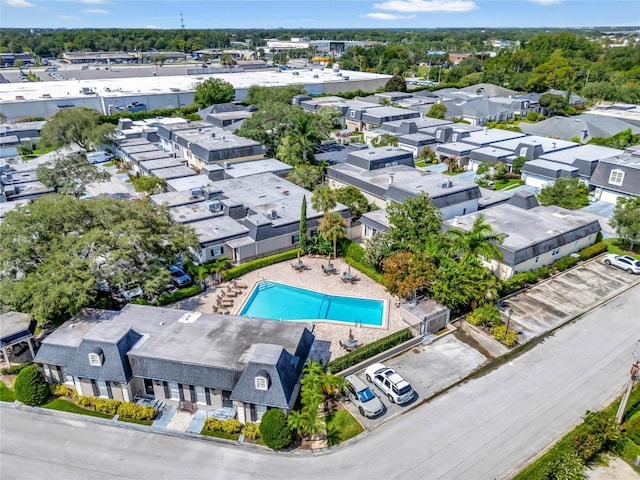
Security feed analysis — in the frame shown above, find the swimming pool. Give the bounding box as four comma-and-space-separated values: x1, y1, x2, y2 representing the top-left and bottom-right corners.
239, 281, 385, 327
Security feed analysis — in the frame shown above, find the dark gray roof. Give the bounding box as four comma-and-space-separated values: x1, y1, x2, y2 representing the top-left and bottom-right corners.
0, 311, 33, 346
589, 153, 640, 195
521, 160, 578, 179
360, 208, 391, 233
231, 344, 305, 409
508, 191, 540, 210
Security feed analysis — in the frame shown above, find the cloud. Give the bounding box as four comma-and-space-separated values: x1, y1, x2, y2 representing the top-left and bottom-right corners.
4, 0, 35, 7
530, 0, 562, 3
145, 24, 161, 29
365, 12, 417, 20
373, 0, 476, 13
82, 8, 108, 13
58, 14, 81, 20
78, 0, 108, 3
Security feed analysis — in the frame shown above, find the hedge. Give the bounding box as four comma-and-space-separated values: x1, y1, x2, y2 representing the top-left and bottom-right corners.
203, 418, 243, 434
342, 240, 383, 284
49, 383, 76, 398
243, 422, 261, 440
156, 284, 202, 306
99, 106, 200, 125
578, 241, 608, 260
224, 249, 299, 281
328, 328, 414, 373
75, 395, 157, 420
1, 361, 31, 375
14, 364, 49, 405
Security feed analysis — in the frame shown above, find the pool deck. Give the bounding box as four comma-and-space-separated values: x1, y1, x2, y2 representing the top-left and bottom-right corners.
174, 255, 409, 360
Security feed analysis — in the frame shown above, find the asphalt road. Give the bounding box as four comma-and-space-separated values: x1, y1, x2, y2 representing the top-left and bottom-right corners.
2, 284, 639, 480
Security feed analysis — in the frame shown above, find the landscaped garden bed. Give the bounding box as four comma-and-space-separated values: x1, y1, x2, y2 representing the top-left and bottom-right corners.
325, 408, 364, 446
201, 418, 242, 441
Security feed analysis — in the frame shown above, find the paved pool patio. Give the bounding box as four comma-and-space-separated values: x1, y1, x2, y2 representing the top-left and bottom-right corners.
174, 255, 410, 360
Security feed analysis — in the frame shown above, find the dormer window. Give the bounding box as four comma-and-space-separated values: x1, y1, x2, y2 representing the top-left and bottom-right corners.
88, 348, 104, 367
519, 147, 528, 157
609, 169, 624, 186
254, 370, 270, 391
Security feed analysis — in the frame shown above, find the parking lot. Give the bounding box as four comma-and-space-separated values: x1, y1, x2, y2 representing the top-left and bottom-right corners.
501, 257, 640, 343
343, 334, 487, 430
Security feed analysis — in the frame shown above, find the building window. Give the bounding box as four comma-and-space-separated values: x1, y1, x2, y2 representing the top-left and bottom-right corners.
609, 170, 624, 186
519, 147, 528, 157
254, 370, 270, 391
195, 386, 207, 405
292, 233, 300, 244
256, 404, 267, 422
97, 380, 109, 398
535, 256, 539, 263
210, 246, 222, 257
552, 248, 561, 256
88, 349, 103, 367
169, 382, 180, 400
349, 111, 355, 118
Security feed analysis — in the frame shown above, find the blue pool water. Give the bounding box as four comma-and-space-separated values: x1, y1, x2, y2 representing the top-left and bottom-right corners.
239, 281, 384, 327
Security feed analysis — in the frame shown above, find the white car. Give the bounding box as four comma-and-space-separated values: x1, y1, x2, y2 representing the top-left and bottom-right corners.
364, 363, 414, 404
603, 254, 640, 274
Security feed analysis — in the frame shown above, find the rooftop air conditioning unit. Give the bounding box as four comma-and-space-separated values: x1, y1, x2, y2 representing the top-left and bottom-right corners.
224, 161, 230, 169
270, 209, 277, 219
439, 180, 453, 189
190, 188, 203, 198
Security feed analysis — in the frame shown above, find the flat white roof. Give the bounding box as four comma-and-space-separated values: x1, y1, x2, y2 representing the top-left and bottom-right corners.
0, 68, 391, 103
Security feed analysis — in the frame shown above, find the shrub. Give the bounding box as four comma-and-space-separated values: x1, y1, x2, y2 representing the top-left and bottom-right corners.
624, 412, 640, 444
49, 383, 76, 398
490, 325, 518, 347
243, 422, 261, 440
342, 239, 383, 284
535, 265, 552, 279
117, 402, 157, 421
467, 304, 501, 327
156, 284, 202, 306
93, 398, 121, 415
13, 364, 49, 405
328, 328, 413, 373
130, 298, 151, 305
552, 256, 578, 272
224, 249, 299, 281
203, 418, 243, 434
1, 361, 31, 375
76, 395, 95, 407
526, 112, 539, 122
578, 242, 608, 260
499, 271, 537, 295
259, 409, 291, 450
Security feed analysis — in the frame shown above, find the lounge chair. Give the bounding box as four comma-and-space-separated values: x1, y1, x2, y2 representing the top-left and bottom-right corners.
234, 281, 248, 289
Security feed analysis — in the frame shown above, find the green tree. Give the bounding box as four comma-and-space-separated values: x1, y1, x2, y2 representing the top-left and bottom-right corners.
610, 196, 640, 249
447, 215, 503, 263
244, 85, 307, 106
0, 195, 199, 325
276, 112, 323, 165
311, 185, 336, 214
131, 175, 167, 194
371, 133, 398, 148
384, 74, 407, 92
259, 409, 291, 450
466, 304, 502, 328
237, 101, 297, 157
286, 164, 323, 191
299, 195, 308, 253
14, 364, 49, 406
386, 192, 442, 252
511, 156, 527, 174
334, 186, 370, 220
318, 211, 348, 260
426, 103, 447, 120
365, 231, 397, 272
39, 107, 115, 151
538, 92, 569, 116
537, 178, 589, 210
149, 54, 167, 66
36, 153, 111, 198
192, 78, 235, 109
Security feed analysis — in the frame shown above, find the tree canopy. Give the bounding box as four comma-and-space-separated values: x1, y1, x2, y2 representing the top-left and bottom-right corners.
38, 107, 115, 151
537, 178, 589, 210
0, 195, 199, 325
386, 192, 442, 252
192, 78, 235, 109
36, 153, 111, 198
426, 103, 447, 120
610, 197, 640, 248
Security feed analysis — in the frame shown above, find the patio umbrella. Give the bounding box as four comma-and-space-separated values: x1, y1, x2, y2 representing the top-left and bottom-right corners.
348, 264, 351, 275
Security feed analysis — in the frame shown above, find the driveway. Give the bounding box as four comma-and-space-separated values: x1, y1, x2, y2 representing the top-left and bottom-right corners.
344, 334, 487, 430
502, 257, 640, 343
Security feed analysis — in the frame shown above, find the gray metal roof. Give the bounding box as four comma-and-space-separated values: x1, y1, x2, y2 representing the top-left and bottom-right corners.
360, 208, 391, 233
589, 152, 640, 195
150, 166, 197, 180
521, 160, 579, 179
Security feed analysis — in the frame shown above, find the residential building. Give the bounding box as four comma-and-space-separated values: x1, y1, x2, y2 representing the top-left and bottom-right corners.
442, 192, 601, 279
344, 102, 420, 131
34, 304, 315, 422
589, 146, 640, 203
518, 114, 640, 142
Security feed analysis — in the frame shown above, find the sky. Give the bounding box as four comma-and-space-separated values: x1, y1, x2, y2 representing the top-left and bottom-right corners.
1, 0, 639, 30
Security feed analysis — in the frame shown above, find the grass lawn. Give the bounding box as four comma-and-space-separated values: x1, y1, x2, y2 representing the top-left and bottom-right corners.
118, 417, 153, 426
325, 408, 364, 446
496, 179, 524, 191
102, 161, 114, 167
0, 381, 15, 402
201, 429, 241, 441
42, 398, 113, 419
604, 238, 640, 260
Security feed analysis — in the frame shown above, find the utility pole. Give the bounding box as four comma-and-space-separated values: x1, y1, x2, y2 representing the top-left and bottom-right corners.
616, 347, 639, 424
180, 13, 185, 30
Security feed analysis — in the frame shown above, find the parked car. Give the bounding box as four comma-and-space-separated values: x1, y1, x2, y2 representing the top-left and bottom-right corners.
169, 265, 192, 287
364, 363, 414, 404
344, 374, 384, 418
603, 254, 640, 274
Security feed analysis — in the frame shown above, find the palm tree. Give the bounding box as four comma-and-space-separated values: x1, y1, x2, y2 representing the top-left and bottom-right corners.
319, 211, 347, 261
311, 185, 336, 214
447, 215, 503, 263
208, 256, 232, 284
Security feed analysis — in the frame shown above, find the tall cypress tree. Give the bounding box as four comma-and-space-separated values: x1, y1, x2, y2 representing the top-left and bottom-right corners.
299, 195, 308, 253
